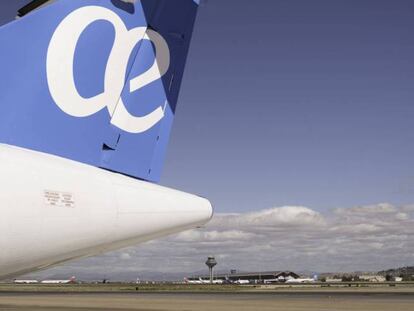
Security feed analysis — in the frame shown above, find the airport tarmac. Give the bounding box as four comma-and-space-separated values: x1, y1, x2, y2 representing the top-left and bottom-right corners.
0, 291, 414, 311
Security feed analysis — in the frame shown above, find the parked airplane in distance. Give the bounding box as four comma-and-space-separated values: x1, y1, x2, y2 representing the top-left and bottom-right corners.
13, 279, 39, 284
199, 278, 224, 285
0, 0, 212, 280
183, 278, 223, 285
184, 278, 203, 285
212, 279, 224, 285
285, 275, 318, 284
41, 276, 76, 284
263, 276, 286, 284
234, 279, 250, 285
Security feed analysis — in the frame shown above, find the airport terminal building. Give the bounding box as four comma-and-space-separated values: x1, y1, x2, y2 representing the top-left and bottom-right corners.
190, 271, 300, 283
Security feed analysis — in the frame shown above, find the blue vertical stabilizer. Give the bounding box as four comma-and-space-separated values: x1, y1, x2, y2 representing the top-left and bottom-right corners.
0, 0, 199, 181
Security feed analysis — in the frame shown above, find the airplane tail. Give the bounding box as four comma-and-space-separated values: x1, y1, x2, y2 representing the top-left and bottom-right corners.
0, 0, 200, 181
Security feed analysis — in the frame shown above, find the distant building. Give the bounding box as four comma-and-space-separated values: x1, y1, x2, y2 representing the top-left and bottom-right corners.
325, 278, 342, 283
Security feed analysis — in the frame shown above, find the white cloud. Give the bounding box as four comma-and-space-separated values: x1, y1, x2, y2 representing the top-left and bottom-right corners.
25, 204, 414, 280
335, 203, 397, 215
396, 212, 409, 220
119, 253, 132, 261
174, 230, 258, 242
221, 206, 326, 227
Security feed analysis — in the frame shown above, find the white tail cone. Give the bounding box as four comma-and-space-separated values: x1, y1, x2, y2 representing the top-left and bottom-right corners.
0, 145, 213, 279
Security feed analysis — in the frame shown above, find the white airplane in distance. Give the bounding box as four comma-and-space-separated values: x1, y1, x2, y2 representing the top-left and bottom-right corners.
199, 278, 225, 285
13, 279, 39, 284
184, 278, 203, 285
285, 276, 318, 284
263, 276, 285, 284
0, 0, 212, 280
41, 276, 76, 284
184, 278, 223, 285
198, 278, 215, 284
203, 278, 224, 285
234, 279, 250, 285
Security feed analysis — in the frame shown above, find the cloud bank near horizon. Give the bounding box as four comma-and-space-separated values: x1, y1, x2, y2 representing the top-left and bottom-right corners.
26, 203, 414, 280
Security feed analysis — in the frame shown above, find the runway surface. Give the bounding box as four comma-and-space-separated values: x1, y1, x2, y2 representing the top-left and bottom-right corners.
1, 292, 414, 311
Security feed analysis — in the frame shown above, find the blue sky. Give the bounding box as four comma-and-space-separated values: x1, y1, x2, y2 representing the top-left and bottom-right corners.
163, 0, 414, 213
1, 1, 414, 277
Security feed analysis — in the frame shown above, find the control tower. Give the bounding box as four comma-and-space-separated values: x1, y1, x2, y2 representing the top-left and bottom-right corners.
205, 256, 217, 284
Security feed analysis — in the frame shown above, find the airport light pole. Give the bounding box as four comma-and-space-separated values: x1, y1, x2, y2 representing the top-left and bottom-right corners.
205, 256, 217, 284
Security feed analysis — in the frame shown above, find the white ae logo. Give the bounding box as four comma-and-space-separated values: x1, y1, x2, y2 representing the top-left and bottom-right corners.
46, 6, 170, 134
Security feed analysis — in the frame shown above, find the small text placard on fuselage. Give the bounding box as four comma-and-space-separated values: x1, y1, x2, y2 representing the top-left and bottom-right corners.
44, 190, 75, 208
